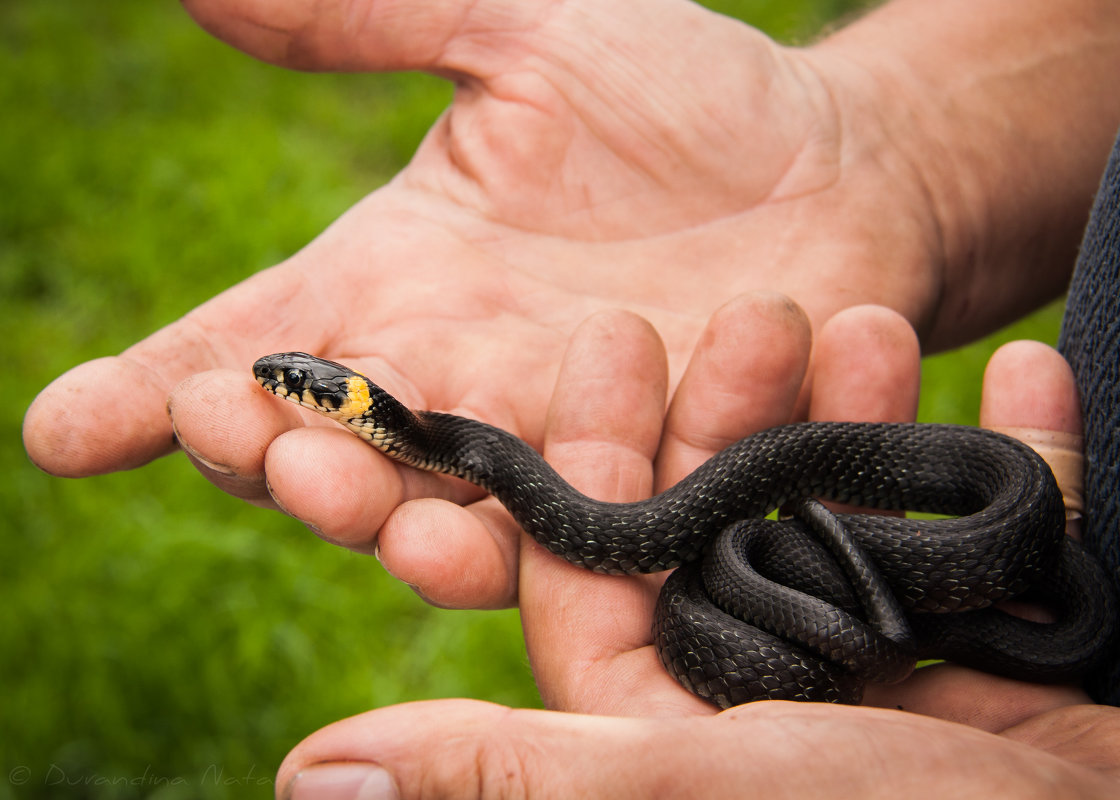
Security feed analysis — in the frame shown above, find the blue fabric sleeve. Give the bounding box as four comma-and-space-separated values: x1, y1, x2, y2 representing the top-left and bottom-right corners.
1058, 129, 1120, 705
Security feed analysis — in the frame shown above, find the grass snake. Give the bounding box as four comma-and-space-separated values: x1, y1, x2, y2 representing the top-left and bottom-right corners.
254, 352, 1117, 707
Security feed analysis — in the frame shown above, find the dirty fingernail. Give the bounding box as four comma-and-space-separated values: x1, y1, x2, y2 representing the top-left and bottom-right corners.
288, 763, 399, 800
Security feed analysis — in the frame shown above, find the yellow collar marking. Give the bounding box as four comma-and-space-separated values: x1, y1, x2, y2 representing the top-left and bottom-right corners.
335, 375, 373, 420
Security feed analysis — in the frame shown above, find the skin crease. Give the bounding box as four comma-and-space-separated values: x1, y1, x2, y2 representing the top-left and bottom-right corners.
16, 0, 1120, 795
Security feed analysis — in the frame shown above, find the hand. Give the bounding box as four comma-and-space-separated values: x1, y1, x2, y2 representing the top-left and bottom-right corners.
24, 0, 1115, 598
22, 0, 1116, 693
515, 297, 922, 715
24, 0, 959, 515
508, 299, 1094, 723
273, 313, 1118, 799
273, 701, 1120, 799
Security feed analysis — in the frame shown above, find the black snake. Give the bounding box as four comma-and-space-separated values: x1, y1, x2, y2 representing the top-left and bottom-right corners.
253, 352, 1117, 707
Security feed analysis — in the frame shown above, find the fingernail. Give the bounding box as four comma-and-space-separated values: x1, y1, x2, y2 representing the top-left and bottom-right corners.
171, 426, 236, 476
288, 763, 398, 800
372, 548, 438, 605
265, 481, 322, 537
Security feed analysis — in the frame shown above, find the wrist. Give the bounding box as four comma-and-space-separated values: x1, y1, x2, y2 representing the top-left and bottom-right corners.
807, 0, 1120, 349
786, 44, 948, 343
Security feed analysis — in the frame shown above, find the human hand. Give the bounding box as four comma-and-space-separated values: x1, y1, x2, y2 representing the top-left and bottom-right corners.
507, 296, 1095, 723
513, 296, 920, 715
273, 698, 1120, 799
271, 309, 1117, 799
242, 290, 1093, 722
24, 0, 956, 506
24, 0, 1114, 650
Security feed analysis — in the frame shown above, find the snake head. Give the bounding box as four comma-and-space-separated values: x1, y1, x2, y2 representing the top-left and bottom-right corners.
253, 352, 373, 420
254, 352, 423, 457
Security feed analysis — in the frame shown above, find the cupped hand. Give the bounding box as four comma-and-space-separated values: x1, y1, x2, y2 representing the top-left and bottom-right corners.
510, 298, 1094, 724
516, 297, 918, 715
273, 311, 1118, 799
22, 0, 1090, 718
24, 0, 943, 525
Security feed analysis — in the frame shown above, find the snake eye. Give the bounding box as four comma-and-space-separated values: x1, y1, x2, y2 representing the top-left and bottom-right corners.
283, 369, 305, 389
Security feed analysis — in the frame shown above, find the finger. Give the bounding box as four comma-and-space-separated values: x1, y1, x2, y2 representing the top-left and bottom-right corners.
267, 427, 519, 609
278, 700, 733, 800
23, 263, 330, 477
253, 371, 519, 609
979, 340, 1081, 434
24, 356, 181, 477
279, 699, 750, 800
181, 0, 545, 73
276, 698, 1113, 799
520, 310, 708, 715
278, 699, 705, 800
979, 340, 1084, 528
865, 341, 1092, 726
808, 305, 920, 424
264, 427, 480, 541
165, 350, 518, 608
168, 367, 347, 506
864, 662, 1091, 732
373, 496, 521, 609
655, 293, 813, 490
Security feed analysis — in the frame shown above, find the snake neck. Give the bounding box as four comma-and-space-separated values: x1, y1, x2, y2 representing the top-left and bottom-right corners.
407, 411, 553, 491
339, 390, 538, 492
337, 386, 439, 468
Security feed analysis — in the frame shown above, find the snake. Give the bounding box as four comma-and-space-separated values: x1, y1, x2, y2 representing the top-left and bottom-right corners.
253, 352, 1118, 707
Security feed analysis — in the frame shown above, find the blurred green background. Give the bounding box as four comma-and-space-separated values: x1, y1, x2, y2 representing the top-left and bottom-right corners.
1, 1, 1063, 798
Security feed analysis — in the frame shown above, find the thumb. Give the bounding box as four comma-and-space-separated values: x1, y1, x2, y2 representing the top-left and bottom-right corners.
275, 698, 1110, 799
278, 699, 742, 800
180, 0, 550, 73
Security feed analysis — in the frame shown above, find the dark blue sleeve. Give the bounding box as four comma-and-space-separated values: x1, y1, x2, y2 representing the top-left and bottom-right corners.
1058, 129, 1120, 705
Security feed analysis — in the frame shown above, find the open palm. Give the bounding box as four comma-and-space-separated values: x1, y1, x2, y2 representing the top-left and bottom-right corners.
26, 0, 937, 481
27, 0, 951, 715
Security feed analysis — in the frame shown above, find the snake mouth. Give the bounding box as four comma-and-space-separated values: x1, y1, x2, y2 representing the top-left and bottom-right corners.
253, 369, 284, 396
254, 370, 323, 412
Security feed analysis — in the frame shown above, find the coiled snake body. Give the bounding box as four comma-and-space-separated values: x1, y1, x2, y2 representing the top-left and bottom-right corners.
254, 352, 1117, 707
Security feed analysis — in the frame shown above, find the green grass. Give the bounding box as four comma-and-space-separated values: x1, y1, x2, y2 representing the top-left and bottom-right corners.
2, 1, 1059, 798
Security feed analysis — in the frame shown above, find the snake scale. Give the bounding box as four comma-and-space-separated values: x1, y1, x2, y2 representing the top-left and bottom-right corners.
254, 352, 1117, 707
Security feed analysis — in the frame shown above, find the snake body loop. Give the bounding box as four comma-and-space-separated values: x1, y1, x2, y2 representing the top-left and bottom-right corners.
254, 352, 1118, 707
